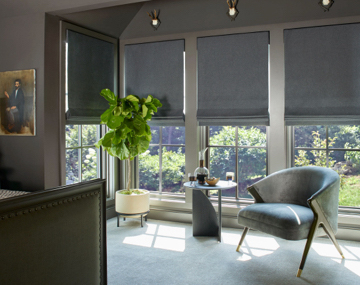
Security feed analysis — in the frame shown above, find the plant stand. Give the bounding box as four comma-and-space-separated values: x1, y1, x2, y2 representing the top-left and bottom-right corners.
116, 210, 150, 227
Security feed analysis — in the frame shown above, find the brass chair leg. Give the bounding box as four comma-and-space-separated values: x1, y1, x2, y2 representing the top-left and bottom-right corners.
297, 220, 319, 277
236, 227, 249, 252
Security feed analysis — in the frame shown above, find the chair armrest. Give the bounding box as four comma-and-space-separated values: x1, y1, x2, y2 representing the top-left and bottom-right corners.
308, 175, 340, 233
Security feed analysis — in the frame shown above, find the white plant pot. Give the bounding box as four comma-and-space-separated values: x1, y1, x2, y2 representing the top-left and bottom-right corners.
115, 189, 150, 215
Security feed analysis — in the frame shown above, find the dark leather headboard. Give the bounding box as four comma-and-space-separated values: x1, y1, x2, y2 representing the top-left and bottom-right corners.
0, 179, 107, 285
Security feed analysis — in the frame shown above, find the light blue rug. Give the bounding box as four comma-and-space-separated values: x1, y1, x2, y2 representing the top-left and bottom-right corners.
107, 218, 360, 285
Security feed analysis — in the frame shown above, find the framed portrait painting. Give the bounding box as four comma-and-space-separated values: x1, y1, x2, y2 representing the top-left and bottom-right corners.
0, 69, 36, 136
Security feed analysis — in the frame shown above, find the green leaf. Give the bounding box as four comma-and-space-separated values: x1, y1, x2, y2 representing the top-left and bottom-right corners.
131, 101, 139, 112
100, 108, 113, 124
107, 113, 124, 129
113, 106, 122, 116
114, 140, 130, 160
100, 89, 117, 105
138, 136, 150, 153
112, 130, 124, 145
133, 115, 145, 136
152, 98, 162, 108
100, 131, 115, 147
126, 94, 139, 102
142, 105, 148, 118
145, 95, 153, 103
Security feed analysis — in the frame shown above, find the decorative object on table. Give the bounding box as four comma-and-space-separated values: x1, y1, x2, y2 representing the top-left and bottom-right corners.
318, 0, 334, 12
95, 89, 162, 227
226, 172, 234, 185
0, 69, 36, 136
188, 173, 196, 186
226, 0, 239, 21
147, 9, 161, 30
205, 177, 220, 186
194, 147, 209, 185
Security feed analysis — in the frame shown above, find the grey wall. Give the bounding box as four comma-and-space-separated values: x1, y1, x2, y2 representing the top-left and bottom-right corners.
0, 13, 45, 191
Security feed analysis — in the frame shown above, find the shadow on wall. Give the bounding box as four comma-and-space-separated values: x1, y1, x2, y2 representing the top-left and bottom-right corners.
0, 152, 22, 190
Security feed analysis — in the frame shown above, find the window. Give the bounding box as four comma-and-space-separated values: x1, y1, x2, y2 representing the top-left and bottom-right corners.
139, 126, 185, 194
207, 126, 267, 199
292, 125, 360, 207
65, 125, 101, 185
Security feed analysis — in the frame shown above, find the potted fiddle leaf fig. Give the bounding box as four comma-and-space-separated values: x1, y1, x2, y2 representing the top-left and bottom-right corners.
95, 89, 162, 216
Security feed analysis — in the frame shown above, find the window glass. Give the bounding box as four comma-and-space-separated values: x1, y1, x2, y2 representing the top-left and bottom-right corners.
65, 125, 100, 185
209, 126, 235, 146
208, 126, 267, 199
139, 146, 160, 191
139, 126, 185, 194
293, 125, 360, 207
66, 148, 79, 184
66, 125, 79, 148
162, 146, 185, 193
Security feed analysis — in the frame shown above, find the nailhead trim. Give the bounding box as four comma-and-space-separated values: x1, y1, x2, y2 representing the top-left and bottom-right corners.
0, 190, 100, 221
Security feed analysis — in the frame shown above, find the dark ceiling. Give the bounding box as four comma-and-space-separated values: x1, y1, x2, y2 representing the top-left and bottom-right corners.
55, 0, 360, 39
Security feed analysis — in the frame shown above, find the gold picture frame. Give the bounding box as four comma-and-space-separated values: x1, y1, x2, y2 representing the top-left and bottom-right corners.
0, 69, 36, 136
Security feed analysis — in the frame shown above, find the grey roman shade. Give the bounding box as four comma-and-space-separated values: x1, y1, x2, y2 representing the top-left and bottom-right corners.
197, 32, 269, 126
285, 23, 360, 125
66, 30, 117, 124
125, 40, 185, 126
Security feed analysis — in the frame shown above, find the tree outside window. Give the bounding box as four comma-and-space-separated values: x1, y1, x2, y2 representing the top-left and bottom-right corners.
65, 125, 101, 185
139, 126, 185, 194
293, 125, 360, 207
208, 126, 267, 199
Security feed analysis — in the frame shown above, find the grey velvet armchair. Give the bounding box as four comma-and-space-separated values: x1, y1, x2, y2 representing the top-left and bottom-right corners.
236, 166, 344, 277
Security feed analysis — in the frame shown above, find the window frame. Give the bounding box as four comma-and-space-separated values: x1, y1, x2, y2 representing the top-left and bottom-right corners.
60, 21, 119, 202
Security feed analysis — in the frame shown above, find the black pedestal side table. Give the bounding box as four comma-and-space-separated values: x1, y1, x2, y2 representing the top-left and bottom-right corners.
184, 180, 236, 242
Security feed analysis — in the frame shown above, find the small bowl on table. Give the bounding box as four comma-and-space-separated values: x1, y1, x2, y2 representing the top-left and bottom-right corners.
205, 177, 220, 186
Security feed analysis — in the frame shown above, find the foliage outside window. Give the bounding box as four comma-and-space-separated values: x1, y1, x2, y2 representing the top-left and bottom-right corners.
66, 125, 101, 185
139, 126, 185, 194
208, 126, 267, 199
293, 125, 360, 207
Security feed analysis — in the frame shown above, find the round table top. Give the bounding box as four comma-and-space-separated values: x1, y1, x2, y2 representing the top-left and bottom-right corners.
184, 180, 236, 190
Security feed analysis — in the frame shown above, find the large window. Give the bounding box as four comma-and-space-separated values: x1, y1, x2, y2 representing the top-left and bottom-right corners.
293, 125, 360, 207
65, 125, 101, 185
207, 126, 267, 199
139, 126, 185, 194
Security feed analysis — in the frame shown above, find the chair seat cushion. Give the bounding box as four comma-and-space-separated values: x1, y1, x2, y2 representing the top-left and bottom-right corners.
238, 203, 314, 240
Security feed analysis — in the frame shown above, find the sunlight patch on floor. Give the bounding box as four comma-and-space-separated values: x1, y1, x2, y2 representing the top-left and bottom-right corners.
344, 245, 360, 259
157, 225, 186, 239
237, 254, 252, 261
222, 232, 241, 245
331, 259, 360, 277
154, 236, 186, 252
145, 224, 158, 235
123, 234, 154, 247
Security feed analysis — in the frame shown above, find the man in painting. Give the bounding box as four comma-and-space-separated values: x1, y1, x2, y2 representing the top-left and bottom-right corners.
4, 79, 25, 132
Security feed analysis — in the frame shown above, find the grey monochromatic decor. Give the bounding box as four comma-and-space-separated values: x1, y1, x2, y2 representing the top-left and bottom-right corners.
197, 32, 269, 126
125, 40, 185, 126
67, 30, 117, 124
284, 23, 360, 126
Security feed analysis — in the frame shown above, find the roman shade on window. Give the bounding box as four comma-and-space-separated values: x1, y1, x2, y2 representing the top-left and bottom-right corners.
197, 32, 269, 126
125, 40, 185, 126
66, 30, 117, 124
285, 23, 360, 125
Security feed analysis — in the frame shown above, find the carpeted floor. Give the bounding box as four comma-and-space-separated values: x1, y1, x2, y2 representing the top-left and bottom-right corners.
107, 217, 360, 285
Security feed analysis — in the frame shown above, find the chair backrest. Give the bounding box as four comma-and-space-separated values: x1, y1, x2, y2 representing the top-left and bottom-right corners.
250, 166, 339, 208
